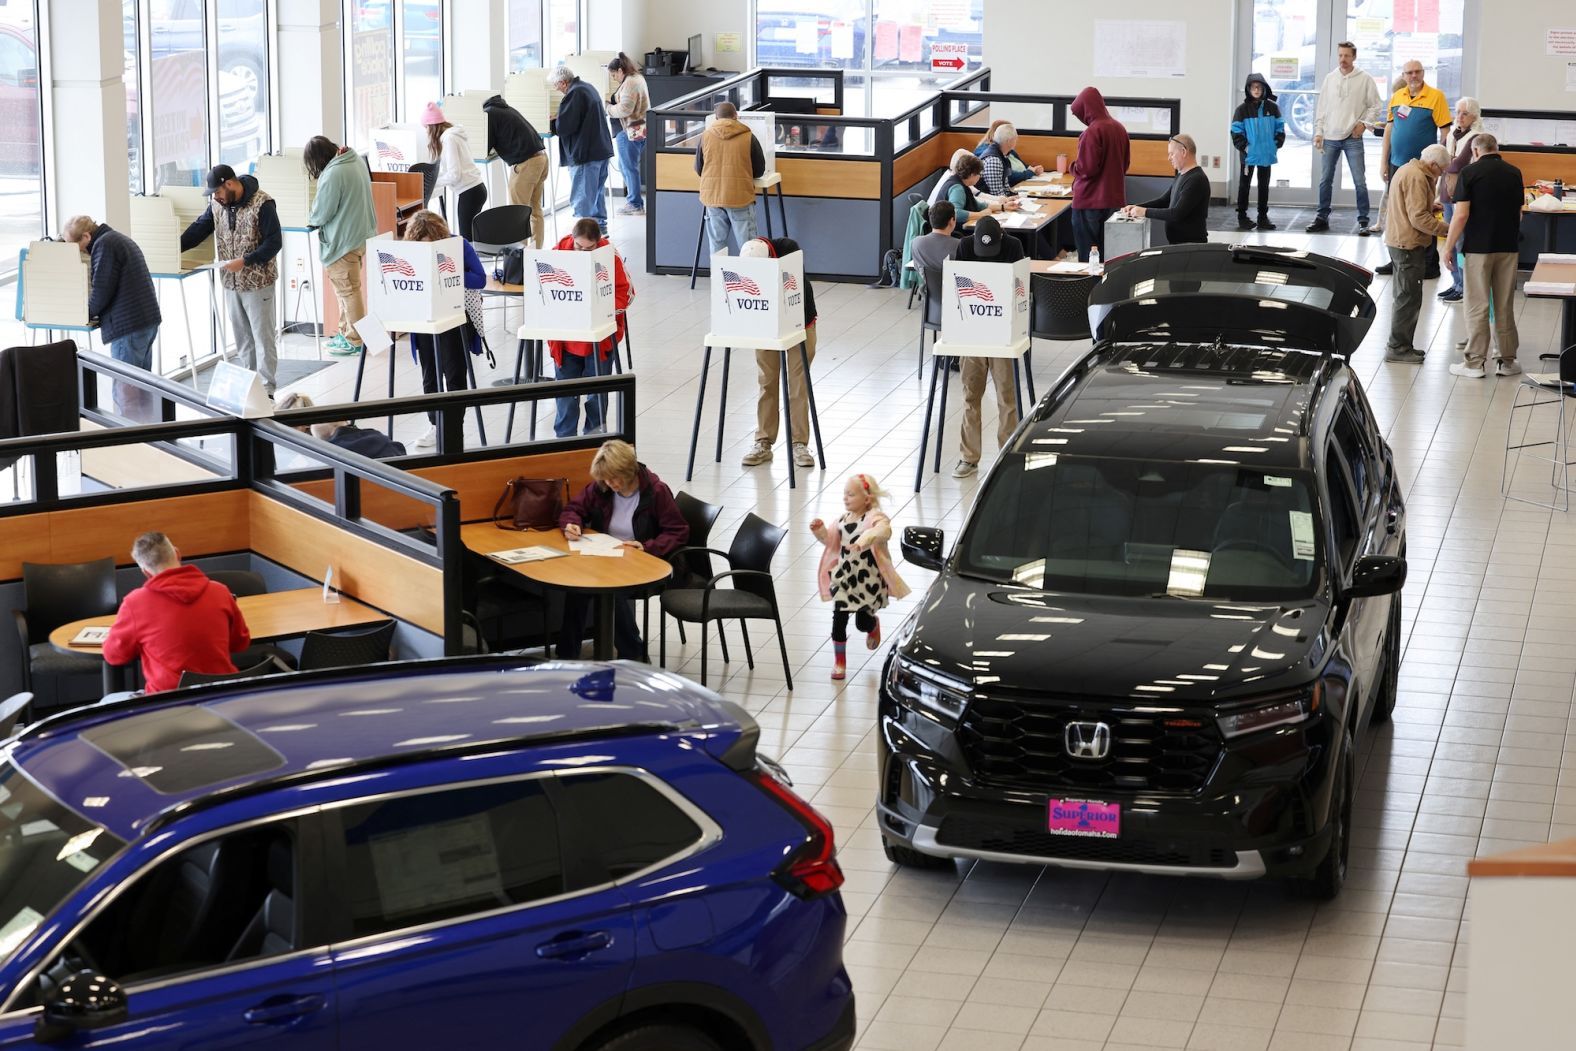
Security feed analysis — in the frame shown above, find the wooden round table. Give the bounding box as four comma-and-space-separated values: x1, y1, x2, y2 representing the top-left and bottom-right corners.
460, 523, 673, 660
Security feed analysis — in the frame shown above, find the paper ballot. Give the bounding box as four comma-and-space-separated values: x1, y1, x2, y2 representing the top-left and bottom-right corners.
570, 534, 626, 558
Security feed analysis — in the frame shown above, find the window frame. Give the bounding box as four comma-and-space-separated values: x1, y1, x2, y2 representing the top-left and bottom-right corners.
1321, 443, 1363, 578
314, 766, 721, 951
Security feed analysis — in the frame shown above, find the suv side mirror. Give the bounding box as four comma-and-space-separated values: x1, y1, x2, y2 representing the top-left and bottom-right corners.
901, 527, 945, 572
1345, 554, 1406, 598
34, 972, 127, 1044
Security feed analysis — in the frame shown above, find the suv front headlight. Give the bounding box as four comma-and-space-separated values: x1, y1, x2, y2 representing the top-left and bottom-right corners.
1215, 683, 1322, 739
887, 656, 971, 727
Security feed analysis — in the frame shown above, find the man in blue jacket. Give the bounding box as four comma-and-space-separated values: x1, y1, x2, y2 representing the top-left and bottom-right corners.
550, 66, 614, 234
1230, 73, 1285, 231
62, 214, 162, 419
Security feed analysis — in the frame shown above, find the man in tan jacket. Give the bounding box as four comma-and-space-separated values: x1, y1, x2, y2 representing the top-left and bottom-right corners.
1382, 143, 1450, 364
696, 102, 766, 258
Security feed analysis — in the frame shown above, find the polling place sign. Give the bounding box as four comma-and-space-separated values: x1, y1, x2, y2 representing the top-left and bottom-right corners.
521, 246, 617, 337
708, 250, 806, 346
940, 258, 1030, 352
364, 234, 466, 332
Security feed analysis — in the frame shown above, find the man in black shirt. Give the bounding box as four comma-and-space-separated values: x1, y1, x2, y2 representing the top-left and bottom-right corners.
1444, 133, 1524, 378
951, 217, 1022, 478
1123, 134, 1211, 245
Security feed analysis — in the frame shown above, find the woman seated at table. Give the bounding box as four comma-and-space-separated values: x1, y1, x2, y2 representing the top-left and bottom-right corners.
547, 218, 634, 439
556, 439, 687, 661
929, 153, 1020, 230
973, 120, 1045, 188
403, 209, 486, 450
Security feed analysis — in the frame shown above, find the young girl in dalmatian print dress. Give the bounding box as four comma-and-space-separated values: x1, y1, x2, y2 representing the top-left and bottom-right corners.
810, 473, 910, 680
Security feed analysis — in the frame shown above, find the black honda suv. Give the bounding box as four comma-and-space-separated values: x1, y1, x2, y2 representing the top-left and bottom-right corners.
880, 244, 1404, 899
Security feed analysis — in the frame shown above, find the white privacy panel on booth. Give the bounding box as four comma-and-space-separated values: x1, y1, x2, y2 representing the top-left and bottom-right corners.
129, 192, 212, 274
255, 152, 316, 228
940, 258, 1031, 352
503, 70, 557, 131
371, 124, 426, 173
440, 92, 493, 158
22, 241, 91, 327
708, 251, 806, 346
365, 234, 467, 332
739, 111, 777, 174
519, 246, 617, 340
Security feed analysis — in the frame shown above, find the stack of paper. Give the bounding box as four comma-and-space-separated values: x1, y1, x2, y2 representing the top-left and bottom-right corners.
255, 152, 317, 229
441, 91, 493, 159
503, 70, 556, 131
489, 545, 567, 564
22, 241, 91, 327
1047, 260, 1093, 275
1526, 281, 1576, 295
570, 534, 625, 557
1539, 253, 1576, 265
128, 195, 189, 275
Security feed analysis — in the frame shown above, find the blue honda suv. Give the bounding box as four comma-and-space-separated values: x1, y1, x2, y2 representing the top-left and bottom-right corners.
0, 658, 854, 1050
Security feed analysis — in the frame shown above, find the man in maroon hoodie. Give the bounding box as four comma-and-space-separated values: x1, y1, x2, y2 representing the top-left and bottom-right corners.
103, 532, 252, 693
1070, 87, 1131, 262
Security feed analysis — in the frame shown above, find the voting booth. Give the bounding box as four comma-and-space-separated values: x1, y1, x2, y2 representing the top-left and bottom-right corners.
937, 258, 1031, 356
687, 249, 823, 489
22, 241, 92, 329
503, 69, 559, 128
129, 190, 213, 274
370, 123, 426, 173
565, 52, 615, 98
438, 92, 492, 159
256, 151, 317, 228
519, 246, 617, 342
739, 111, 777, 173
364, 233, 467, 334
706, 250, 806, 347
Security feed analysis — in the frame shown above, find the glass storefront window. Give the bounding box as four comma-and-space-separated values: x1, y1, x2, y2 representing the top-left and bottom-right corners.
148, 0, 210, 191
216, 0, 267, 168
546, 0, 576, 67
348, 0, 394, 148
402, 0, 441, 114
0, 0, 42, 285
509, 0, 543, 71
123, 0, 142, 194
871, 0, 981, 75
757, 1, 865, 73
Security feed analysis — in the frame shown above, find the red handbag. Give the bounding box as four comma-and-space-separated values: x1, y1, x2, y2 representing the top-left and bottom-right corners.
492, 477, 569, 531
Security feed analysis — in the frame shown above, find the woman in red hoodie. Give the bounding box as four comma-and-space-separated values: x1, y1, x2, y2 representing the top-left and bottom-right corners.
102, 532, 251, 693
547, 218, 633, 437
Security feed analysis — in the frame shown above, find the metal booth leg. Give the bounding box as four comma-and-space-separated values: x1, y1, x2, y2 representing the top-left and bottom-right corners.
714, 349, 732, 464
1013, 358, 1023, 420
504, 336, 527, 443
686, 346, 714, 481
934, 359, 953, 475
780, 349, 796, 491
690, 212, 707, 290
774, 183, 789, 235
801, 339, 826, 469
915, 356, 942, 492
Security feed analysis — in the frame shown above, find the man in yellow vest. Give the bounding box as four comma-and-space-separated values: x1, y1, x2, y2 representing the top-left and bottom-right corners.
695, 102, 766, 258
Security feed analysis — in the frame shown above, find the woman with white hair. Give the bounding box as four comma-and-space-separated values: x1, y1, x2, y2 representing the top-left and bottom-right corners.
1437, 96, 1484, 303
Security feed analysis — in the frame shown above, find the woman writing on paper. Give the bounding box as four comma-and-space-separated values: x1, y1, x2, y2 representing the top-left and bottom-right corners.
402, 209, 486, 449
546, 218, 634, 439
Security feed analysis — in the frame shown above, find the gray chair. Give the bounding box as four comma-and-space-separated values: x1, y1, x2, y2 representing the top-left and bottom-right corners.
470, 204, 534, 271
916, 263, 943, 379
208, 570, 298, 671
11, 558, 118, 709
1031, 272, 1099, 341
297, 620, 396, 671
0, 693, 32, 737
178, 658, 286, 689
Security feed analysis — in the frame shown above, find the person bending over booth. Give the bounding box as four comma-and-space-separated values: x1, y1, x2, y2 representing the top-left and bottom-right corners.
556, 440, 688, 661
103, 532, 252, 694
547, 218, 634, 438
401, 209, 486, 449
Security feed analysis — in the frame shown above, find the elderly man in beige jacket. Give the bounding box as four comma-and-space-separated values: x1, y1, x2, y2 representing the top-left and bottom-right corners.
1382, 143, 1450, 364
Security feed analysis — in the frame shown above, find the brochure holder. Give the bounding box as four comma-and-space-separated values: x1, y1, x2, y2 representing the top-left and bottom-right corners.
370, 123, 426, 173
916, 258, 1034, 491
687, 250, 823, 489
22, 241, 92, 329
205, 360, 273, 418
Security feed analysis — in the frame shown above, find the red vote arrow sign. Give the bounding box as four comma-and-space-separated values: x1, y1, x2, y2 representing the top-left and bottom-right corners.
932, 57, 964, 70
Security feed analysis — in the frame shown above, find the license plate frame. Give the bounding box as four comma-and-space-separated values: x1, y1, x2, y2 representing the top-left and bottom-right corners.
1046, 798, 1121, 839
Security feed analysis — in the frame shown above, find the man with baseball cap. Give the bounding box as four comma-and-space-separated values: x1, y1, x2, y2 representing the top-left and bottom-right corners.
181, 163, 283, 396
949, 215, 1021, 478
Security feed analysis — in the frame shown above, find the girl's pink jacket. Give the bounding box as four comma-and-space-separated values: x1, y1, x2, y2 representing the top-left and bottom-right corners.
815, 509, 912, 603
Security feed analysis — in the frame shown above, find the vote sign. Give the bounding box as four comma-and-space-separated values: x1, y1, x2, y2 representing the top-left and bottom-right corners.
370, 124, 425, 173
364, 233, 466, 331
522, 245, 616, 336
940, 258, 1030, 351
708, 250, 806, 345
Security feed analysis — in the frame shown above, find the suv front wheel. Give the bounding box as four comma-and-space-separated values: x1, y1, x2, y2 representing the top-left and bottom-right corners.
1302, 731, 1353, 900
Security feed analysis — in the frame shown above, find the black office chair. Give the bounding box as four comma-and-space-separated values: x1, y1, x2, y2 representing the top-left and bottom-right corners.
916, 263, 942, 379
654, 491, 724, 646
407, 161, 439, 210
659, 513, 793, 690
0, 693, 32, 738
470, 204, 534, 270
297, 620, 396, 671
1031, 272, 1098, 341
207, 570, 298, 671
11, 558, 118, 707
177, 658, 287, 689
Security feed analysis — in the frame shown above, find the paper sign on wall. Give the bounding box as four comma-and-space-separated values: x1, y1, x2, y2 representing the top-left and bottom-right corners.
930, 41, 969, 74
1092, 20, 1186, 79
940, 258, 1031, 351
364, 234, 466, 331
1269, 55, 1300, 80
830, 21, 854, 61
521, 245, 617, 337
708, 250, 807, 345
1548, 28, 1576, 56
716, 32, 741, 54
794, 19, 819, 55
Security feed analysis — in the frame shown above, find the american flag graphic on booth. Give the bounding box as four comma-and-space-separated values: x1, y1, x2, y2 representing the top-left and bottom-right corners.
375, 141, 404, 162
955, 275, 994, 301
722, 269, 761, 295
594, 261, 609, 283
537, 261, 575, 287
1014, 278, 1026, 299
436, 253, 457, 275
378, 252, 417, 277
782, 272, 798, 292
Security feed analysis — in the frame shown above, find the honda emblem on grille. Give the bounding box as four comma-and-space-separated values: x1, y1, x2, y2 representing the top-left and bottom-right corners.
1064, 721, 1111, 759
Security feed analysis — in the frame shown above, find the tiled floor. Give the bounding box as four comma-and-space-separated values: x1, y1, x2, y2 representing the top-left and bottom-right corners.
12, 203, 1574, 1050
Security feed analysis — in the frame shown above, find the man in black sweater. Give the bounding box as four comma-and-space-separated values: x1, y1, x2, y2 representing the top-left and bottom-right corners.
1123, 134, 1211, 246
482, 95, 549, 247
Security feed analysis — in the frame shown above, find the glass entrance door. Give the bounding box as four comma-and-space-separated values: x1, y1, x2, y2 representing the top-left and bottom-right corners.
1239, 0, 1465, 207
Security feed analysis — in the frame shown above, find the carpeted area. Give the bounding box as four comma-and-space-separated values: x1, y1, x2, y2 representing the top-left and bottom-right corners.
187, 356, 336, 395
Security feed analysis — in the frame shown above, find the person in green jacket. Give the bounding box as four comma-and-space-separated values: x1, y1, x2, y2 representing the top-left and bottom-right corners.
303, 136, 378, 356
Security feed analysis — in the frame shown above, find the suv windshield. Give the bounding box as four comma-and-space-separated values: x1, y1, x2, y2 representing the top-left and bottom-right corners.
958, 455, 1321, 600
0, 763, 125, 965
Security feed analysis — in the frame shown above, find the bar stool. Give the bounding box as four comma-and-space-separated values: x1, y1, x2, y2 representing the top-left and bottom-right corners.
689, 173, 790, 289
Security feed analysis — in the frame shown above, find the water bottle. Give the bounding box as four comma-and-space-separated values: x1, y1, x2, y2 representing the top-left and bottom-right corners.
1556, 179, 1566, 201
1088, 247, 1102, 275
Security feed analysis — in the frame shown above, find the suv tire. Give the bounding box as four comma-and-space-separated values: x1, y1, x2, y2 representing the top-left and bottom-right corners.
1302, 732, 1352, 900
882, 837, 955, 870
591, 1024, 724, 1051
1369, 599, 1400, 726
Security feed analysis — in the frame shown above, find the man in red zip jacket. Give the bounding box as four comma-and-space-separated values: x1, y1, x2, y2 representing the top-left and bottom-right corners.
103, 532, 252, 693
1069, 86, 1132, 262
